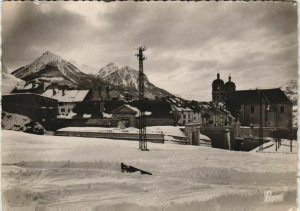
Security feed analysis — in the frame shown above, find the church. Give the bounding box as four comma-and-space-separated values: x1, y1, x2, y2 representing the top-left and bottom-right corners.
212, 73, 293, 128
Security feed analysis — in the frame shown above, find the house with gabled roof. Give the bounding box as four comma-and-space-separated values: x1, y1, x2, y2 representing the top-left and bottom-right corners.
111, 100, 174, 128
41, 88, 91, 116
166, 96, 203, 126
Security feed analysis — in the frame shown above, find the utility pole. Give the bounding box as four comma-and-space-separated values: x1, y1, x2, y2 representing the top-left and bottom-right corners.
136, 46, 148, 151
258, 89, 264, 152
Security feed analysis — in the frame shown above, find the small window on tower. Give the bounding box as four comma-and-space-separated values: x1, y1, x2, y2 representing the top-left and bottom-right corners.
251, 106, 255, 114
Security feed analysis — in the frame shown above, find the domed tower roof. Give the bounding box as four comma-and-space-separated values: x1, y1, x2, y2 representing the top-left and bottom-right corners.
225, 75, 236, 89
212, 73, 224, 87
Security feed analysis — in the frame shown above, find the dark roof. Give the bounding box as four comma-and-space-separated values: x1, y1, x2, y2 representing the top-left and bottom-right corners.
227, 88, 291, 105
2, 93, 58, 102
104, 100, 126, 113
185, 101, 202, 112
73, 101, 102, 114
225, 81, 235, 88
73, 99, 173, 117
165, 96, 202, 113
212, 78, 224, 86
129, 99, 173, 117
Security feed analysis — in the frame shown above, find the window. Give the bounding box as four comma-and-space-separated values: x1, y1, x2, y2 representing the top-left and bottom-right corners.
59, 102, 64, 106
250, 106, 255, 114
61, 108, 65, 112
68, 109, 71, 113
280, 106, 284, 113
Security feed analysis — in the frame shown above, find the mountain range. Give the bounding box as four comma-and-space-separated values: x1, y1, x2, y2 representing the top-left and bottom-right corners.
11, 51, 97, 88
10, 51, 172, 99
7, 51, 298, 103
280, 79, 298, 127
280, 79, 297, 105
97, 63, 172, 99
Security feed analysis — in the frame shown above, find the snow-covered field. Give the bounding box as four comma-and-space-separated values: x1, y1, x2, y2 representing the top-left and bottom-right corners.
251, 138, 297, 154
1, 130, 297, 211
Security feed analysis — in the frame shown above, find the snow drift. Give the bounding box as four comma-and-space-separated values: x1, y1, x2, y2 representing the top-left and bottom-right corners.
2, 112, 45, 135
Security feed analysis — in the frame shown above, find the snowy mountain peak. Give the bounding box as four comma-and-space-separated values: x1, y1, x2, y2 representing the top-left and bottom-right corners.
12, 51, 69, 79
98, 63, 147, 88
120, 65, 136, 72
11, 51, 88, 86
39, 51, 64, 63
281, 79, 297, 104
97, 63, 119, 78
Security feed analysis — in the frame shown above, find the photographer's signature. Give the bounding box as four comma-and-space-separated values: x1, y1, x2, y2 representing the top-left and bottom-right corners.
264, 190, 284, 203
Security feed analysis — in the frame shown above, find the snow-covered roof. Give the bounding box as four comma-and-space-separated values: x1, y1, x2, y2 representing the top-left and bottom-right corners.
41, 89, 89, 102
124, 104, 140, 114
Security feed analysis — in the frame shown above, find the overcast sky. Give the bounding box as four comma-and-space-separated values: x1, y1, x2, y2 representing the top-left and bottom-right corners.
2, 1, 298, 101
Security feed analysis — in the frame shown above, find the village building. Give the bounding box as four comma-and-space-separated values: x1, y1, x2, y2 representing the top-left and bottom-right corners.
88, 86, 123, 101
199, 102, 234, 127
111, 104, 140, 127
2, 93, 58, 130
41, 89, 91, 116
111, 100, 174, 128
73, 99, 174, 128
166, 97, 202, 126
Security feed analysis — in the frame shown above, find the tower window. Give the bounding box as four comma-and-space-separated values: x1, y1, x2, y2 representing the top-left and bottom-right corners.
250, 106, 255, 114
280, 106, 284, 113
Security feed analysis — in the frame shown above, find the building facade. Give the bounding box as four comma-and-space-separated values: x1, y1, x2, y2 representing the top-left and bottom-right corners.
41, 89, 90, 116
2, 93, 58, 130
212, 74, 292, 129
226, 89, 293, 128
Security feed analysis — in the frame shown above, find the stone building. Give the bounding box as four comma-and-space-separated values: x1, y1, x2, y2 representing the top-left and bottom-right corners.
211, 74, 293, 128
226, 88, 292, 128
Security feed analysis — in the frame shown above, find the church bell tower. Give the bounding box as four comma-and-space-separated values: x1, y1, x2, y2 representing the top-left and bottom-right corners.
212, 73, 225, 103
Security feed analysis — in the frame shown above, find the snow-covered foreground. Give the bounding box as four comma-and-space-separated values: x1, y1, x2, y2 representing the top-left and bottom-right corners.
251, 138, 298, 154
1, 130, 297, 211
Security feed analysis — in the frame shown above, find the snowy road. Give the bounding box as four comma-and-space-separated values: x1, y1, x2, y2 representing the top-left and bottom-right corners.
1, 130, 297, 210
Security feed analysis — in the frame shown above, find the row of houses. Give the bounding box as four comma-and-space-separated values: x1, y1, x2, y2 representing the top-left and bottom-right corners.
2, 87, 235, 130
166, 96, 235, 127
4, 75, 292, 131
